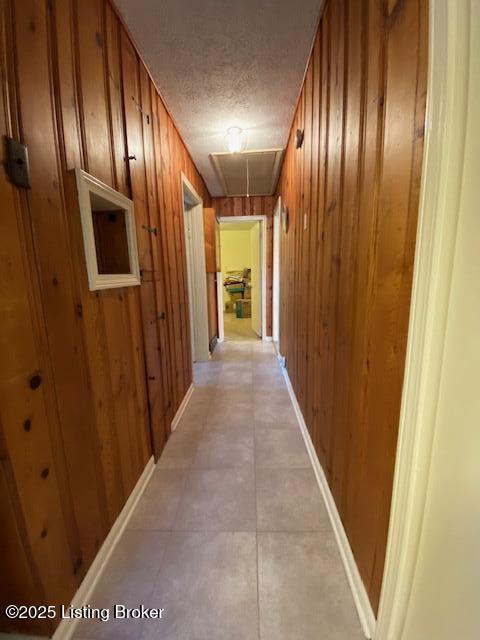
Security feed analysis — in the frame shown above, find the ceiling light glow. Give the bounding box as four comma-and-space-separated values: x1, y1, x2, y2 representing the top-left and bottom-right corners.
225, 127, 246, 153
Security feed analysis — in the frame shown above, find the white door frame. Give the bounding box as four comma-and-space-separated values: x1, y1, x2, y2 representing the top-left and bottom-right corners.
181, 173, 210, 362
216, 215, 268, 341
375, 2, 470, 638
216, 267, 225, 342
272, 196, 281, 346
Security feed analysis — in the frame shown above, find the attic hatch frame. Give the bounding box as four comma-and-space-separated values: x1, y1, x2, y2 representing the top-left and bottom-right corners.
210, 148, 284, 197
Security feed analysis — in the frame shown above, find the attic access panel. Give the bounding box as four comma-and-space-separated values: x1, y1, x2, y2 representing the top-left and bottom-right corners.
75, 169, 141, 291
211, 149, 284, 196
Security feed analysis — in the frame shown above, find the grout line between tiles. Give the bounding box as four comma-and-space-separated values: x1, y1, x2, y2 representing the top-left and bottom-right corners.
130, 528, 334, 534
168, 371, 219, 533
135, 373, 221, 640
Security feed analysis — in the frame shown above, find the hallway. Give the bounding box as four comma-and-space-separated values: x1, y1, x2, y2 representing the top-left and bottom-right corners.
3, 0, 478, 637
73, 341, 363, 640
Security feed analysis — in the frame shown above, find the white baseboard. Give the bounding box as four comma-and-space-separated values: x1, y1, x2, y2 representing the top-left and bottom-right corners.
50, 456, 155, 640
281, 366, 376, 640
171, 383, 194, 432
262, 335, 273, 342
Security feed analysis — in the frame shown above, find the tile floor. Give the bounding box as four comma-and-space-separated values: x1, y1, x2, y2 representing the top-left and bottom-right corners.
223, 312, 259, 340
73, 340, 363, 640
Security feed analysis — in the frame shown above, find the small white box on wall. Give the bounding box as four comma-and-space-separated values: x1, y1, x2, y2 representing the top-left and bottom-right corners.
74, 169, 141, 291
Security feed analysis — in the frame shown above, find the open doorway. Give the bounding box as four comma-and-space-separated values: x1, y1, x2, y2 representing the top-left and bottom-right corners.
217, 215, 267, 342
182, 174, 210, 362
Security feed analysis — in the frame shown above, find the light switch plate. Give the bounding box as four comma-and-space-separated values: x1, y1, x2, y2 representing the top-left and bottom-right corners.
5, 136, 31, 189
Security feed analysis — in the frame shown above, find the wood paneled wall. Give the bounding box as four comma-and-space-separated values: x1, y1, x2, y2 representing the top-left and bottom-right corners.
203, 207, 218, 348
276, 0, 428, 613
0, 0, 209, 634
212, 196, 275, 336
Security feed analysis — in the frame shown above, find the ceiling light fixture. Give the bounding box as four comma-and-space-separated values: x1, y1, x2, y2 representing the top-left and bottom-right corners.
225, 126, 246, 154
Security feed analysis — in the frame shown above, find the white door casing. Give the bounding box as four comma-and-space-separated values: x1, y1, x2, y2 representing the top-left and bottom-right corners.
181, 173, 210, 362
216, 215, 268, 341
250, 221, 262, 337
375, 2, 476, 638
272, 196, 281, 345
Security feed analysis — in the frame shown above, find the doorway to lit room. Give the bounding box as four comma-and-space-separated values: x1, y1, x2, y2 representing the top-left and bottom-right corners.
217, 215, 266, 342
182, 174, 210, 362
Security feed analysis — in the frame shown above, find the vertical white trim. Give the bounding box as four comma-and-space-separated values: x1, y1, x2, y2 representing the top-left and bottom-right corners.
260, 217, 267, 339
217, 215, 267, 340
216, 269, 224, 340
281, 365, 375, 639
183, 211, 196, 360
272, 196, 281, 345
375, 2, 470, 638
182, 174, 210, 362
216, 271, 224, 342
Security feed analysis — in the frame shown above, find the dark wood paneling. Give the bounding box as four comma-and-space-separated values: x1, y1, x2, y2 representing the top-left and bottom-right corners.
211, 195, 275, 336
276, 0, 428, 612
0, 0, 210, 633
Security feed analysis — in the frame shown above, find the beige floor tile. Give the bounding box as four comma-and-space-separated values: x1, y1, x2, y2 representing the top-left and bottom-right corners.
223, 313, 259, 341
217, 370, 253, 388
252, 362, 283, 375
219, 359, 253, 371
173, 468, 256, 531
184, 398, 213, 415
253, 371, 284, 382
253, 402, 298, 430
258, 532, 363, 640
157, 429, 202, 469
128, 469, 187, 531
142, 532, 259, 640
253, 387, 291, 403
255, 427, 310, 468
208, 399, 253, 417
73, 341, 362, 640
256, 468, 331, 531
253, 396, 297, 425
74, 530, 169, 640
193, 430, 254, 468
206, 407, 254, 435
209, 388, 253, 406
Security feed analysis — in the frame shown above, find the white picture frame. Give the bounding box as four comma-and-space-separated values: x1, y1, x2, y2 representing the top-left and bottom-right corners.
74, 169, 141, 291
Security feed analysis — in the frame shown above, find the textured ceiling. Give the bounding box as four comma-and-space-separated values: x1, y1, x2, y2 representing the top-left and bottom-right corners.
114, 0, 323, 196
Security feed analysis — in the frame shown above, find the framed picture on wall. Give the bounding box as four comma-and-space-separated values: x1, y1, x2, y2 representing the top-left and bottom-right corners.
75, 169, 141, 291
